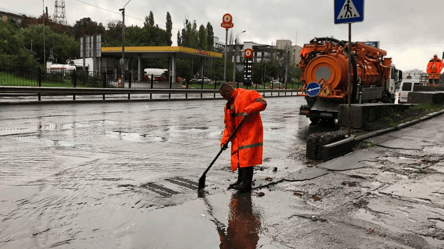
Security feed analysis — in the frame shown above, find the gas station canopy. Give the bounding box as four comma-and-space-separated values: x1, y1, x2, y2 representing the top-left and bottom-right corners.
101, 46, 223, 59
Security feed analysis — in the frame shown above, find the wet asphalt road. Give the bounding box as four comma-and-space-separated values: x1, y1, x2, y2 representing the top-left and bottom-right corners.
0, 96, 316, 248
2, 95, 444, 248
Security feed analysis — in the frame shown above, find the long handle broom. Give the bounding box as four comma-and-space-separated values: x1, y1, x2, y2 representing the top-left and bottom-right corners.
198, 118, 246, 194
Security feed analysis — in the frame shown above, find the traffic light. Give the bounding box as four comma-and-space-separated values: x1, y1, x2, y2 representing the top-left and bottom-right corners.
243, 58, 253, 86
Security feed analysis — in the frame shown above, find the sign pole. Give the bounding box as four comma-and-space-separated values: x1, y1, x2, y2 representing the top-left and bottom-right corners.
334, 0, 364, 136
347, 23, 352, 136
223, 29, 228, 83
221, 13, 234, 83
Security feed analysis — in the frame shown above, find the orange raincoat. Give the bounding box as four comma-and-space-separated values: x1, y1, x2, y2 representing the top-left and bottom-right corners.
427, 58, 443, 80
221, 88, 267, 171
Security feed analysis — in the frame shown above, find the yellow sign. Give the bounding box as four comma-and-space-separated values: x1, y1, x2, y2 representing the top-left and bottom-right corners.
319, 86, 330, 97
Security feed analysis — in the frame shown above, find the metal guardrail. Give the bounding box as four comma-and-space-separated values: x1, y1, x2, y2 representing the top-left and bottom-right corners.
0, 86, 302, 102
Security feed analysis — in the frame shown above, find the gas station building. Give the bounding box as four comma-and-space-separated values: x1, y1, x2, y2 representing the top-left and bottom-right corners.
100, 46, 223, 83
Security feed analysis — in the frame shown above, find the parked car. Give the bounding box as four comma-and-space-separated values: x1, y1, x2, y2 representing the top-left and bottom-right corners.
398, 79, 422, 103
270, 80, 282, 89
190, 77, 212, 84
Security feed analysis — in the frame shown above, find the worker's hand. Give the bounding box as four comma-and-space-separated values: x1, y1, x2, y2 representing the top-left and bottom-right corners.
221, 143, 228, 151
243, 112, 251, 121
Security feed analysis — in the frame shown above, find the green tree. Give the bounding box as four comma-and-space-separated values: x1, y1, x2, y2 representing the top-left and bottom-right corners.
72, 17, 105, 41
0, 20, 38, 68
165, 12, 172, 46
20, 24, 79, 65
103, 20, 122, 46
145, 12, 155, 27
252, 60, 279, 84
181, 19, 199, 49
177, 30, 182, 46
198, 25, 207, 50
206, 22, 214, 51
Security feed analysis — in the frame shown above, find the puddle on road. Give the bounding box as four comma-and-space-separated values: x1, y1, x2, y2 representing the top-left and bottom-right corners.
0, 120, 119, 136
60, 120, 119, 130
106, 131, 168, 143
128, 190, 303, 249
176, 126, 209, 131
13, 135, 75, 147
353, 208, 377, 222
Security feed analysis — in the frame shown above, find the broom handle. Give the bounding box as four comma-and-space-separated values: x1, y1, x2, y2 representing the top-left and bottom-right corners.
202, 118, 245, 176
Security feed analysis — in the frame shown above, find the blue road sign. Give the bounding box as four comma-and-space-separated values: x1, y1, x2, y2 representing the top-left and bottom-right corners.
334, 0, 364, 24
306, 82, 321, 97
361, 41, 379, 48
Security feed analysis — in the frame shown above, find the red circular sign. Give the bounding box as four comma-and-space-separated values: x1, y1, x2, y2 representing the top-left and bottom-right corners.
223, 14, 232, 23
244, 49, 253, 59
221, 13, 234, 30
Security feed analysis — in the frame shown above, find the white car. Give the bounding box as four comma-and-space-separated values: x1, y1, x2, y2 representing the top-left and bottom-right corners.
270, 80, 282, 88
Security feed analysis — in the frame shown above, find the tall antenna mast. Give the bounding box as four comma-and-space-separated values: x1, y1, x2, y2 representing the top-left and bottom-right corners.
53, 0, 67, 25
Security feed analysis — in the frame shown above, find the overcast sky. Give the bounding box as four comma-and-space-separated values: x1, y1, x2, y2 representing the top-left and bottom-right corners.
6, 0, 444, 72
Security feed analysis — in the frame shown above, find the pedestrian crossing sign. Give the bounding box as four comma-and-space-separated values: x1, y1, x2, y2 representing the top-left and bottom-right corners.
334, 0, 364, 24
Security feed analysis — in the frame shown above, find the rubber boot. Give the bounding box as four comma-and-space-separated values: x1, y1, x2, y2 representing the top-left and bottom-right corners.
228, 168, 243, 189
233, 166, 253, 192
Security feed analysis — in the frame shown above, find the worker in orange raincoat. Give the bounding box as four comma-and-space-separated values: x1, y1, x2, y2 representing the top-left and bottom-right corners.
427, 54, 443, 85
219, 83, 267, 192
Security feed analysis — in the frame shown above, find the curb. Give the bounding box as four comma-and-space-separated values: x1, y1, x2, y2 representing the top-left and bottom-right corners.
322, 108, 444, 161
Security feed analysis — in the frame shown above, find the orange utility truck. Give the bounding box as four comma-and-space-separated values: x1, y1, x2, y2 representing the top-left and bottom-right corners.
298, 37, 402, 123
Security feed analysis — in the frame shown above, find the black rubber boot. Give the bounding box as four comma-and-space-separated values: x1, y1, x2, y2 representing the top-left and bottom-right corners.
233, 166, 253, 192
228, 168, 243, 189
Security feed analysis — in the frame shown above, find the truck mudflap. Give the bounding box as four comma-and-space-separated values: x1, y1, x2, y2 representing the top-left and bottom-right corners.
300, 98, 340, 123
299, 105, 311, 116
300, 108, 338, 123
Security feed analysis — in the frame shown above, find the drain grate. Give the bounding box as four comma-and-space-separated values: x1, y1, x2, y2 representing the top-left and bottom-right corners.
175, 177, 199, 187
165, 177, 199, 190
140, 182, 179, 197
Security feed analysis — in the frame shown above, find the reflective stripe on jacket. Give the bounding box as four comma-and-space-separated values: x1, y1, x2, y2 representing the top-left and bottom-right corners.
220, 88, 267, 171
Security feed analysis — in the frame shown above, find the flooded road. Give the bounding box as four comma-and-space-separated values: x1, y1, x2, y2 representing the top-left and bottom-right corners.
0, 96, 318, 248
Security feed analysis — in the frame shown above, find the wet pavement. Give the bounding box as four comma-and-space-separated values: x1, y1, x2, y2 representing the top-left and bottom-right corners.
1, 95, 444, 248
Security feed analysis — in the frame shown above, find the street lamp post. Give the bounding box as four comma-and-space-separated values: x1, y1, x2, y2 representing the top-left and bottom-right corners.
233, 30, 246, 84
119, 0, 131, 88
43, 0, 45, 70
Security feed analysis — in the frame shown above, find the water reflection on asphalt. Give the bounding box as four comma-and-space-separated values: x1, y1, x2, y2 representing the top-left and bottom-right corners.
211, 192, 261, 249
0, 97, 324, 248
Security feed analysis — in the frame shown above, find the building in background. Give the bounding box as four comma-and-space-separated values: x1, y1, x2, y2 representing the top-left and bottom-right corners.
0, 8, 25, 25
213, 36, 225, 53
226, 39, 302, 83
229, 39, 301, 66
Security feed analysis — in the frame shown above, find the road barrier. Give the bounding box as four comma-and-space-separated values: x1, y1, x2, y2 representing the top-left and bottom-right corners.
0, 86, 302, 102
